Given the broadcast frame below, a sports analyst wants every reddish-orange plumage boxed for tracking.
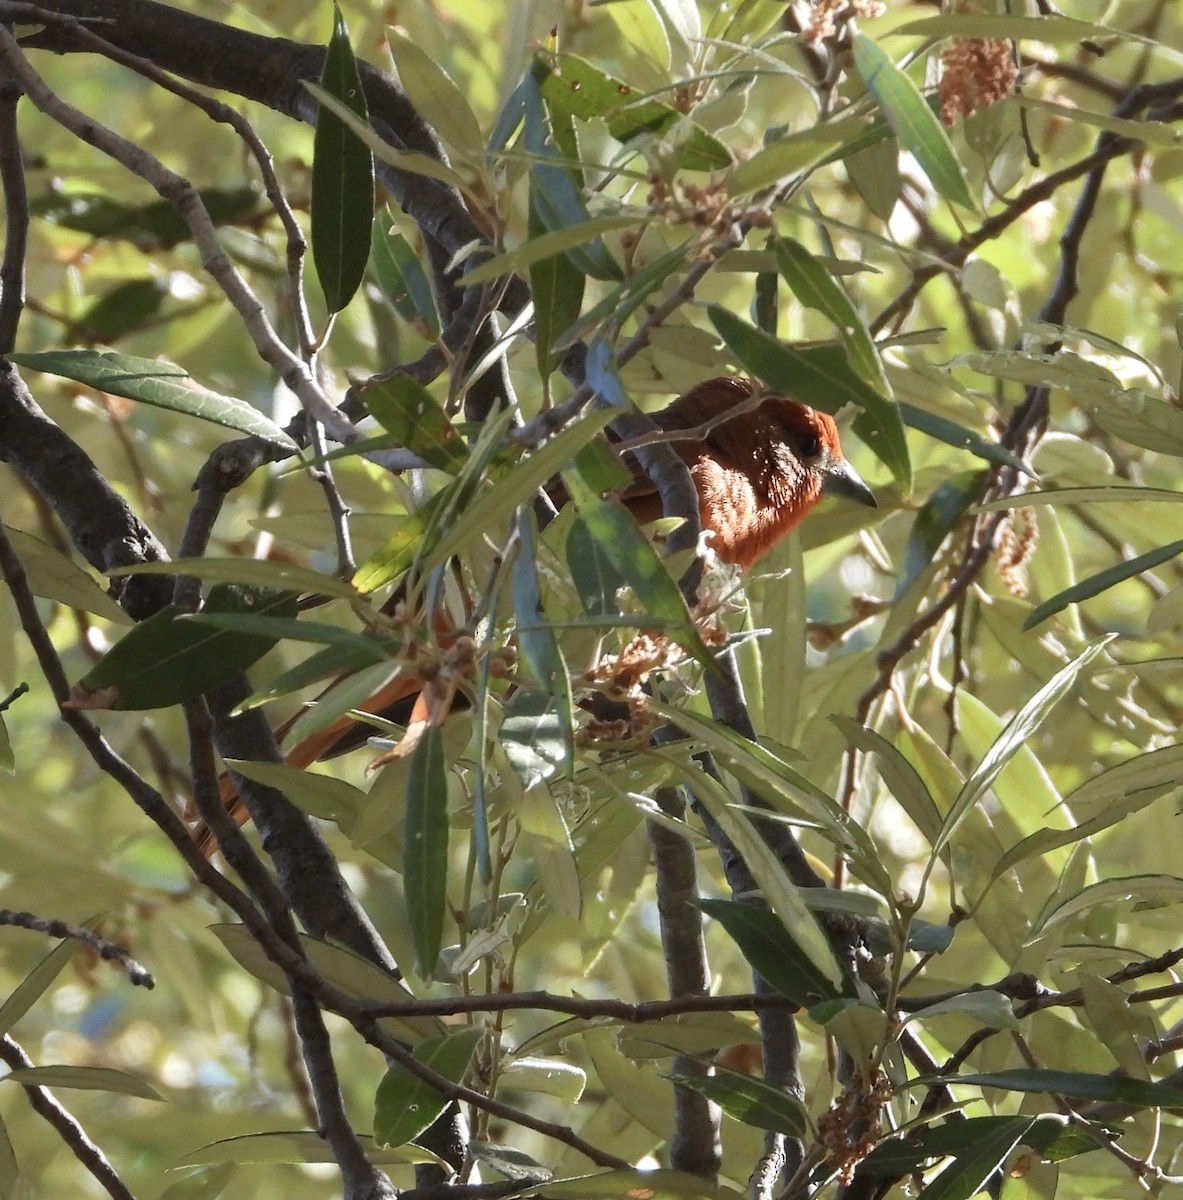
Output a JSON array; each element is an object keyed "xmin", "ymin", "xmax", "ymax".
[{"xmin": 192, "ymin": 377, "xmax": 874, "ymax": 855}]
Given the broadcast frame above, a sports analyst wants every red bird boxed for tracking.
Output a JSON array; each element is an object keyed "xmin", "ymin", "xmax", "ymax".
[
  {"xmin": 618, "ymin": 375, "xmax": 874, "ymax": 568},
  {"xmin": 192, "ymin": 377, "xmax": 875, "ymax": 853}
]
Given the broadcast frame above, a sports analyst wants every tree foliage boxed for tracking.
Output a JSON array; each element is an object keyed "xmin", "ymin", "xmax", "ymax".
[{"xmin": 1, "ymin": 1, "xmax": 1183, "ymax": 1198}]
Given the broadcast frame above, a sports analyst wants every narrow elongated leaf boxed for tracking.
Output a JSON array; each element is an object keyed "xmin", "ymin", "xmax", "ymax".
[
  {"xmin": 990, "ymin": 750, "xmax": 1183, "ymax": 880},
  {"xmin": 920, "ymin": 1068, "xmax": 1183, "ymax": 1109},
  {"xmin": 852, "ymin": 35, "xmax": 974, "ymax": 211},
  {"xmin": 0, "ymin": 938, "xmax": 79, "ymax": 1036},
  {"xmin": 539, "ymin": 54, "xmax": 731, "ymax": 171},
  {"xmin": 514, "ymin": 512, "xmax": 573, "ymax": 769},
  {"xmin": 2, "ymin": 526, "xmax": 131, "ymax": 624},
  {"xmin": 67, "ymin": 585, "xmax": 298, "ymax": 711},
  {"xmin": 900, "ymin": 403, "xmax": 1031, "ymax": 473},
  {"xmin": 695, "ymin": 899, "xmax": 841, "ymax": 1007},
  {"xmin": 687, "ymin": 768, "xmax": 848, "ymax": 995},
  {"xmin": 371, "ymin": 216, "xmax": 440, "ymax": 335},
  {"xmin": 419, "ymin": 409, "xmax": 616, "ymax": 579},
  {"xmin": 727, "ymin": 116, "xmax": 875, "ymax": 195},
  {"xmin": 175, "ymin": 1130, "xmax": 439, "ymax": 1167},
  {"xmin": 561, "ymin": 449, "xmax": 714, "ymax": 670},
  {"xmin": 311, "ymin": 7, "xmax": 374, "ymax": 312},
  {"xmin": 774, "ymin": 236, "xmax": 888, "ymax": 393},
  {"xmin": 896, "ymin": 472, "xmax": 984, "ymax": 598},
  {"xmin": 832, "ymin": 716, "xmax": 942, "ymax": 847},
  {"xmin": 1, "ymin": 1066, "xmax": 161, "ymax": 1100},
  {"xmin": 110, "ymin": 556, "xmax": 359, "ymax": 599},
  {"xmin": 708, "ymin": 305, "xmax": 911, "ymax": 489},
  {"xmin": 666, "ymin": 1067, "xmax": 808, "ymax": 1137},
  {"xmin": 527, "ymin": 187, "xmax": 586, "ymax": 379},
  {"xmin": 979, "ymin": 485, "xmax": 1183, "ymax": 511},
  {"xmin": 359, "ymin": 375, "xmax": 468, "ymax": 473},
  {"xmin": 1024, "ymin": 540, "xmax": 1183, "ymax": 629},
  {"xmin": 929, "ymin": 639, "xmax": 1112, "ymax": 864},
  {"xmin": 404, "ymin": 725, "xmax": 449, "ymax": 977},
  {"xmin": 911, "ymin": 1116, "xmax": 1036, "ymax": 1200},
  {"xmin": 385, "ymin": 31, "xmax": 484, "ymax": 156},
  {"xmin": 9, "ymin": 351, "xmax": 295, "ymax": 448},
  {"xmin": 373, "ymin": 1028, "xmax": 482, "ymax": 1147}
]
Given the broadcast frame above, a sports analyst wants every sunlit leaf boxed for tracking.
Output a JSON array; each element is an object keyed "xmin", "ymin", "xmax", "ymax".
[{"xmin": 852, "ymin": 35, "xmax": 974, "ymax": 211}]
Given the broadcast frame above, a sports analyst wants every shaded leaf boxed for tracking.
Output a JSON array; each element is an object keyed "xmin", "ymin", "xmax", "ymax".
[
  {"xmin": 373, "ymin": 1028, "xmax": 482, "ymax": 1148},
  {"xmin": 311, "ymin": 6, "xmax": 374, "ymax": 312},
  {"xmin": 359, "ymin": 375, "xmax": 468, "ymax": 473},
  {"xmin": 404, "ymin": 725, "xmax": 449, "ymax": 978},
  {"xmin": 67, "ymin": 585, "xmax": 297, "ymax": 711},
  {"xmin": 919, "ymin": 1068, "xmax": 1183, "ymax": 1110},
  {"xmin": 0, "ymin": 938, "xmax": 79, "ymax": 1037},
  {"xmin": 2, "ymin": 526, "xmax": 131, "ymax": 624},
  {"xmin": 896, "ymin": 471, "xmax": 985, "ymax": 598},
  {"xmin": 9, "ymin": 351, "xmax": 295, "ymax": 449},
  {"xmin": 696, "ymin": 898, "xmax": 843, "ymax": 1007},
  {"xmin": 667, "ymin": 1067, "xmax": 808, "ymax": 1137},
  {"xmin": 370, "ymin": 216, "xmax": 440, "ymax": 336},
  {"xmin": 174, "ymin": 1130, "xmax": 440, "ymax": 1167}
]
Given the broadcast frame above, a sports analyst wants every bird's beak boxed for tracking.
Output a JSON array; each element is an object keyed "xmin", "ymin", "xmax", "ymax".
[{"xmin": 822, "ymin": 459, "xmax": 877, "ymax": 509}]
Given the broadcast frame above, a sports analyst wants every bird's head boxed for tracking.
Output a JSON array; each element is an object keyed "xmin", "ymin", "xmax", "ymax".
[{"xmin": 761, "ymin": 396, "xmax": 878, "ymax": 514}]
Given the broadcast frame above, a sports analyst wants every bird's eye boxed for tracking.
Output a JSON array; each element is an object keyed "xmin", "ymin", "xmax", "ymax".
[{"xmin": 798, "ymin": 433, "xmax": 821, "ymax": 458}]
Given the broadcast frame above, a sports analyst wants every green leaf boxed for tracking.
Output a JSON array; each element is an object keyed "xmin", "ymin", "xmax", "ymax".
[
  {"xmin": 539, "ymin": 54, "xmax": 731, "ymax": 172},
  {"xmin": 461, "ymin": 214, "xmax": 636, "ymax": 287},
  {"xmin": 385, "ymin": 31, "xmax": 484, "ymax": 157},
  {"xmin": 109, "ymin": 556, "xmax": 360, "ymax": 600},
  {"xmin": 896, "ymin": 472, "xmax": 984, "ymax": 598},
  {"xmin": 978, "ymin": 485, "xmax": 1183, "ymax": 511},
  {"xmin": 727, "ymin": 115, "xmax": 876, "ymax": 195},
  {"xmin": 907, "ymin": 1116, "xmax": 1037, "ymax": 1200},
  {"xmin": 1, "ymin": 1066, "xmax": 161, "ymax": 1101},
  {"xmin": 685, "ymin": 766, "xmax": 849, "ymax": 994},
  {"xmin": 0, "ymin": 938, "xmax": 80, "ymax": 1037},
  {"xmin": 861, "ymin": 1115, "xmax": 1069, "ymax": 1175},
  {"xmin": 561, "ymin": 448, "xmax": 715, "ymax": 671},
  {"xmin": 210, "ymin": 925, "xmax": 441, "ymax": 1043},
  {"xmin": 900, "ymin": 403, "xmax": 1031, "ymax": 474},
  {"xmin": 928, "ymin": 638, "xmax": 1112, "ymax": 865},
  {"xmin": 8, "ymin": 351, "xmax": 296, "ymax": 449},
  {"xmin": 695, "ymin": 899, "xmax": 842, "ymax": 1007},
  {"xmin": 404, "ymin": 725, "xmax": 449, "ymax": 978},
  {"xmin": 852, "ymin": 35, "xmax": 974, "ymax": 211},
  {"xmin": 831, "ymin": 715, "xmax": 943, "ymax": 848},
  {"xmin": 32, "ymin": 185, "xmax": 260, "ymax": 248},
  {"xmin": 77, "ymin": 277, "xmax": 166, "ymax": 341},
  {"xmin": 175, "ymin": 1130, "xmax": 440, "ymax": 1167},
  {"xmin": 708, "ymin": 305, "xmax": 911, "ymax": 489},
  {"xmin": 373, "ymin": 1028, "xmax": 482, "ymax": 1147},
  {"xmin": 527, "ymin": 189, "xmax": 587, "ymax": 379},
  {"xmin": 525, "ymin": 74, "xmax": 620, "ymax": 283},
  {"xmin": 774, "ymin": 236, "xmax": 889, "ymax": 393},
  {"xmin": 2, "ymin": 526, "xmax": 131, "ymax": 624},
  {"xmin": 919, "ymin": 1068, "xmax": 1183, "ymax": 1110},
  {"xmin": 358, "ymin": 375, "xmax": 468, "ymax": 473},
  {"xmin": 513, "ymin": 513, "xmax": 573, "ymax": 772},
  {"xmin": 371, "ymin": 215, "xmax": 440, "ymax": 336},
  {"xmin": 69, "ymin": 585, "xmax": 298, "ymax": 711},
  {"xmin": 1024, "ymin": 540, "xmax": 1183, "ymax": 630},
  {"xmin": 311, "ymin": 6, "xmax": 375, "ymax": 313},
  {"xmin": 224, "ymin": 759, "xmax": 366, "ymax": 825},
  {"xmin": 988, "ymin": 744, "xmax": 1183, "ymax": 880},
  {"xmin": 667, "ymin": 1067, "xmax": 808, "ymax": 1137},
  {"xmin": 419, "ymin": 409, "xmax": 616, "ymax": 579}
]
